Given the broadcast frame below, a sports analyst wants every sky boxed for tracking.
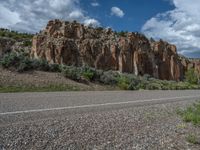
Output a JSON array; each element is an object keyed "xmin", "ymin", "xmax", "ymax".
[{"xmin": 0, "ymin": 0, "xmax": 200, "ymax": 58}]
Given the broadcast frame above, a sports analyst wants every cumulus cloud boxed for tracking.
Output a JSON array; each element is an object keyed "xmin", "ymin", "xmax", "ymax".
[
  {"xmin": 0, "ymin": 0, "xmax": 100, "ymax": 33},
  {"xmin": 0, "ymin": 5, "xmax": 21, "ymax": 28},
  {"xmin": 142, "ymin": 0, "xmax": 200, "ymax": 57},
  {"xmin": 91, "ymin": 2, "xmax": 99, "ymax": 7},
  {"xmin": 111, "ymin": 7, "xmax": 124, "ymax": 18},
  {"xmin": 84, "ymin": 19, "xmax": 100, "ymax": 27}
]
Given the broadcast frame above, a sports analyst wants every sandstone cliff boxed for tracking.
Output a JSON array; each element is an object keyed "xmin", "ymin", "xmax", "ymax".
[{"xmin": 31, "ymin": 19, "xmax": 200, "ymax": 81}]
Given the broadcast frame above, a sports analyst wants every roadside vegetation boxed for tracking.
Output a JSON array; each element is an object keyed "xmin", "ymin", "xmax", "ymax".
[
  {"xmin": 0, "ymin": 51, "xmax": 200, "ymax": 92},
  {"xmin": 186, "ymin": 134, "xmax": 199, "ymax": 144},
  {"xmin": 177, "ymin": 101, "xmax": 200, "ymax": 126},
  {"xmin": 185, "ymin": 68, "xmax": 199, "ymax": 85},
  {"xmin": 0, "ymin": 28, "xmax": 33, "ymax": 40},
  {"xmin": 0, "ymin": 84, "xmax": 79, "ymax": 93},
  {"xmin": 177, "ymin": 101, "xmax": 200, "ymax": 145}
]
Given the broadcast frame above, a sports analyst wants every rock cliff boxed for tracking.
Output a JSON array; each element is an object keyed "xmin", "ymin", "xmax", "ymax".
[
  {"xmin": 0, "ymin": 36, "xmax": 31, "ymax": 58},
  {"xmin": 31, "ymin": 19, "xmax": 200, "ymax": 81}
]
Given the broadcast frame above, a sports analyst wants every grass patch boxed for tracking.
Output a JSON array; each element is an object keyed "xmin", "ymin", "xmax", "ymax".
[
  {"xmin": 0, "ymin": 84, "xmax": 80, "ymax": 93},
  {"xmin": 177, "ymin": 101, "xmax": 200, "ymax": 125},
  {"xmin": 186, "ymin": 134, "xmax": 199, "ymax": 144}
]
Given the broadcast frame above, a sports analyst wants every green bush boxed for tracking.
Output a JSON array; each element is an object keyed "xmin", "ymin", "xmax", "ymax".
[
  {"xmin": 62, "ymin": 66, "xmax": 82, "ymax": 81},
  {"xmin": 144, "ymin": 82, "xmax": 162, "ymax": 90},
  {"xmin": 48, "ymin": 63, "xmax": 62, "ymax": 72},
  {"xmin": 99, "ymin": 71, "xmax": 119, "ymax": 85},
  {"xmin": 0, "ymin": 52, "xmax": 33, "ymax": 72},
  {"xmin": 81, "ymin": 66, "xmax": 95, "ymax": 81},
  {"xmin": 128, "ymin": 79, "xmax": 140, "ymax": 90},
  {"xmin": 0, "ymin": 51, "xmax": 62, "ymax": 73},
  {"xmin": 17, "ymin": 57, "xmax": 33, "ymax": 72},
  {"xmin": 31, "ymin": 59, "xmax": 50, "ymax": 71},
  {"xmin": 117, "ymin": 75, "xmax": 130, "ymax": 90},
  {"xmin": 185, "ymin": 68, "xmax": 199, "ymax": 84}
]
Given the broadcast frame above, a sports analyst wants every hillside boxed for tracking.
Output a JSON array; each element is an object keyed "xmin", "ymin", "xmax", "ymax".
[
  {"xmin": 0, "ymin": 20, "xmax": 200, "ymax": 92},
  {"xmin": 0, "ymin": 28, "xmax": 33, "ymax": 58}
]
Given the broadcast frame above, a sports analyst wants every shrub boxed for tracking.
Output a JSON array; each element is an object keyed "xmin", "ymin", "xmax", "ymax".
[
  {"xmin": 17, "ymin": 57, "xmax": 33, "ymax": 72},
  {"xmin": 81, "ymin": 66, "xmax": 95, "ymax": 81},
  {"xmin": 94, "ymin": 69, "xmax": 104, "ymax": 80},
  {"xmin": 31, "ymin": 59, "xmax": 50, "ymax": 71},
  {"xmin": 144, "ymin": 82, "xmax": 162, "ymax": 90},
  {"xmin": 127, "ymin": 79, "xmax": 140, "ymax": 90},
  {"xmin": 117, "ymin": 75, "xmax": 130, "ymax": 90},
  {"xmin": 0, "ymin": 51, "xmax": 63, "ymax": 73},
  {"xmin": 99, "ymin": 71, "xmax": 119, "ymax": 85},
  {"xmin": 185, "ymin": 68, "xmax": 199, "ymax": 84},
  {"xmin": 0, "ymin": 52, "xmax": 33, "ymax": 72},
  {"xmin": 48, "ymin": 63, "xmax": 62, "ymax": 72},
  {"xmin": 142, "ymin": 74, "xmax": 152, "ymax": 81},
  {"xmin": 62, "ymin": 66, "xmax": 82, "ymax": 81}
]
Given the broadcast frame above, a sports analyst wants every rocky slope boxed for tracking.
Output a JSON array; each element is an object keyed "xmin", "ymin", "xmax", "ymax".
[
  {"xmin": 31, "ymin": 19, "xmax": 200, "ymax": 81},
  {"xmin": 0, "ymin": 29, "xmax": 32, "ymax": 58}
]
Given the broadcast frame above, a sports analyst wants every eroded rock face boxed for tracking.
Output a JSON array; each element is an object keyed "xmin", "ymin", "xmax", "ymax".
[
  {"xmin": 31, "ymin": 19, "xmax": 200, "ymax": 81},
  {"xmin": 0, "ymin": 38, "xmax": 15, "ymax": 58},
  {"xmin": 0, "ymin": 37, "xmax": 31, "ymax": 58}
]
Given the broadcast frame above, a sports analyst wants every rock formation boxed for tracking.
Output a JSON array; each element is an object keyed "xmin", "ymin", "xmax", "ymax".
[
  {"xmin": 31, "ymin": 19, "xmax": 200, "ymax": 81},
  {"xmin": 0, "ymin": 37, "xmax": 31, "ymax": 58},
  {"xmin": 0, "ymin": 38, "xmax": 15, "ymax": 58}
]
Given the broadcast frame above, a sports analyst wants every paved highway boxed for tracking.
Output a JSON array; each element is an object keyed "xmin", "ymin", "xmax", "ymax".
[
  {"xmin": 1, "ymin": 90, "xmax": 200, "ymax": 124},
  {"xmin": 1, "ymin": 90, "xmax": 200, "ymax": 149}
]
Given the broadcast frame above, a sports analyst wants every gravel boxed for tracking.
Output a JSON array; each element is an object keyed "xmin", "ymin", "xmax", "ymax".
[{"xmin": 1, "ymin": 100, "xmax": 200, "ymax": 150}]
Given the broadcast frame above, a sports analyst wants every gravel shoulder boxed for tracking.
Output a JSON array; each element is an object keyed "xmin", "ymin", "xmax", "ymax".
[{"xmin": 1, "ymin": 100, "xmax": 200, "ymax": 150}]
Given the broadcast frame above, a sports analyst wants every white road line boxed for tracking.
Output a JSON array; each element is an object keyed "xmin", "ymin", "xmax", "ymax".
[{"xmin": 1, "ymin": 95, "xmax": 200, "ymax": 116}]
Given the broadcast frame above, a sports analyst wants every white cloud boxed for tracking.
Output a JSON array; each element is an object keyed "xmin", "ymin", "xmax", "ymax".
[
  {"xmin": 84, "ymin": 18, "xmax": 100, "ymax": 27},
  {"xmin": 69, "ymin": 10, "xmax": 84, "ymax": 20},
  {"xmin": 0, "ymin": 5, "xmax": 21, "ymax": 28},
  {"xmin": 111, "ymin": 7, "xmax": 124, "ymax": 18},
  {"xmin": 0, "ymin": 0, "xmax": 100, "ymax": 33},
  {"xmin": 142, "ymin": 0, "xmax": 200, "ymax": 57},
  {"xmin": 91, "ymin": 2, "xmax": 99, "ymax": 7}
]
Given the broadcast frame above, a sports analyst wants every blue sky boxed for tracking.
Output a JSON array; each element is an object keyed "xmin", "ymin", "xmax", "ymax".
[
  {"xmin": 0, "ymin": 0, "xmax": 200, "ymax": 58},
  {"xmin": 81, "ymin": 0, "xmax": 174, "ymax": 32}
]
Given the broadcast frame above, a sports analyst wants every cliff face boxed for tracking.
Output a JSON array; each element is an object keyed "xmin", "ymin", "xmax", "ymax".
[
  {"xmin": 0, "ymin": 38, "xmax": 31, "ymax": 58},
  {"xmin": 0, "ymin": 38, "xmax": 15, "ymax": 58},
  {"xmin": 31, "ymin": 19, "xmax": 200, "ymax": 81}
]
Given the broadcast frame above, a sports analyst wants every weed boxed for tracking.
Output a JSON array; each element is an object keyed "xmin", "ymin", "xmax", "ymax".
[
  {"xmin": 178, "ymin": 101, "xmax": 200, "ymax": 125},
  {"xmin": 186, "ymin": 134, "xmax": 199, "ymax": 144}
]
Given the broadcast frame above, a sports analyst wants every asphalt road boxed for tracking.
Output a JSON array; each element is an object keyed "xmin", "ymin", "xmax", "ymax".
[
  {"xmin": 1, "ymin": 90, "xmax": 200, "ymax": 125},
  {"xmin": 1, "ymin": 90, "xmax": 200, "ymax": 149}
]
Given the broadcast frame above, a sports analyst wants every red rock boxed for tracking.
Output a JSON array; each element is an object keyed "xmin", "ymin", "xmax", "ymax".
[{"xmin": 31, "ymin": 19, "xmax": 200, "ymax": 81}]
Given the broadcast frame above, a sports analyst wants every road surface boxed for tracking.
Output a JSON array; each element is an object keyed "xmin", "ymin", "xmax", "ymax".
[{"xmin": 1, "ymin": 90, "xmax": 200, "ymax": 149}]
